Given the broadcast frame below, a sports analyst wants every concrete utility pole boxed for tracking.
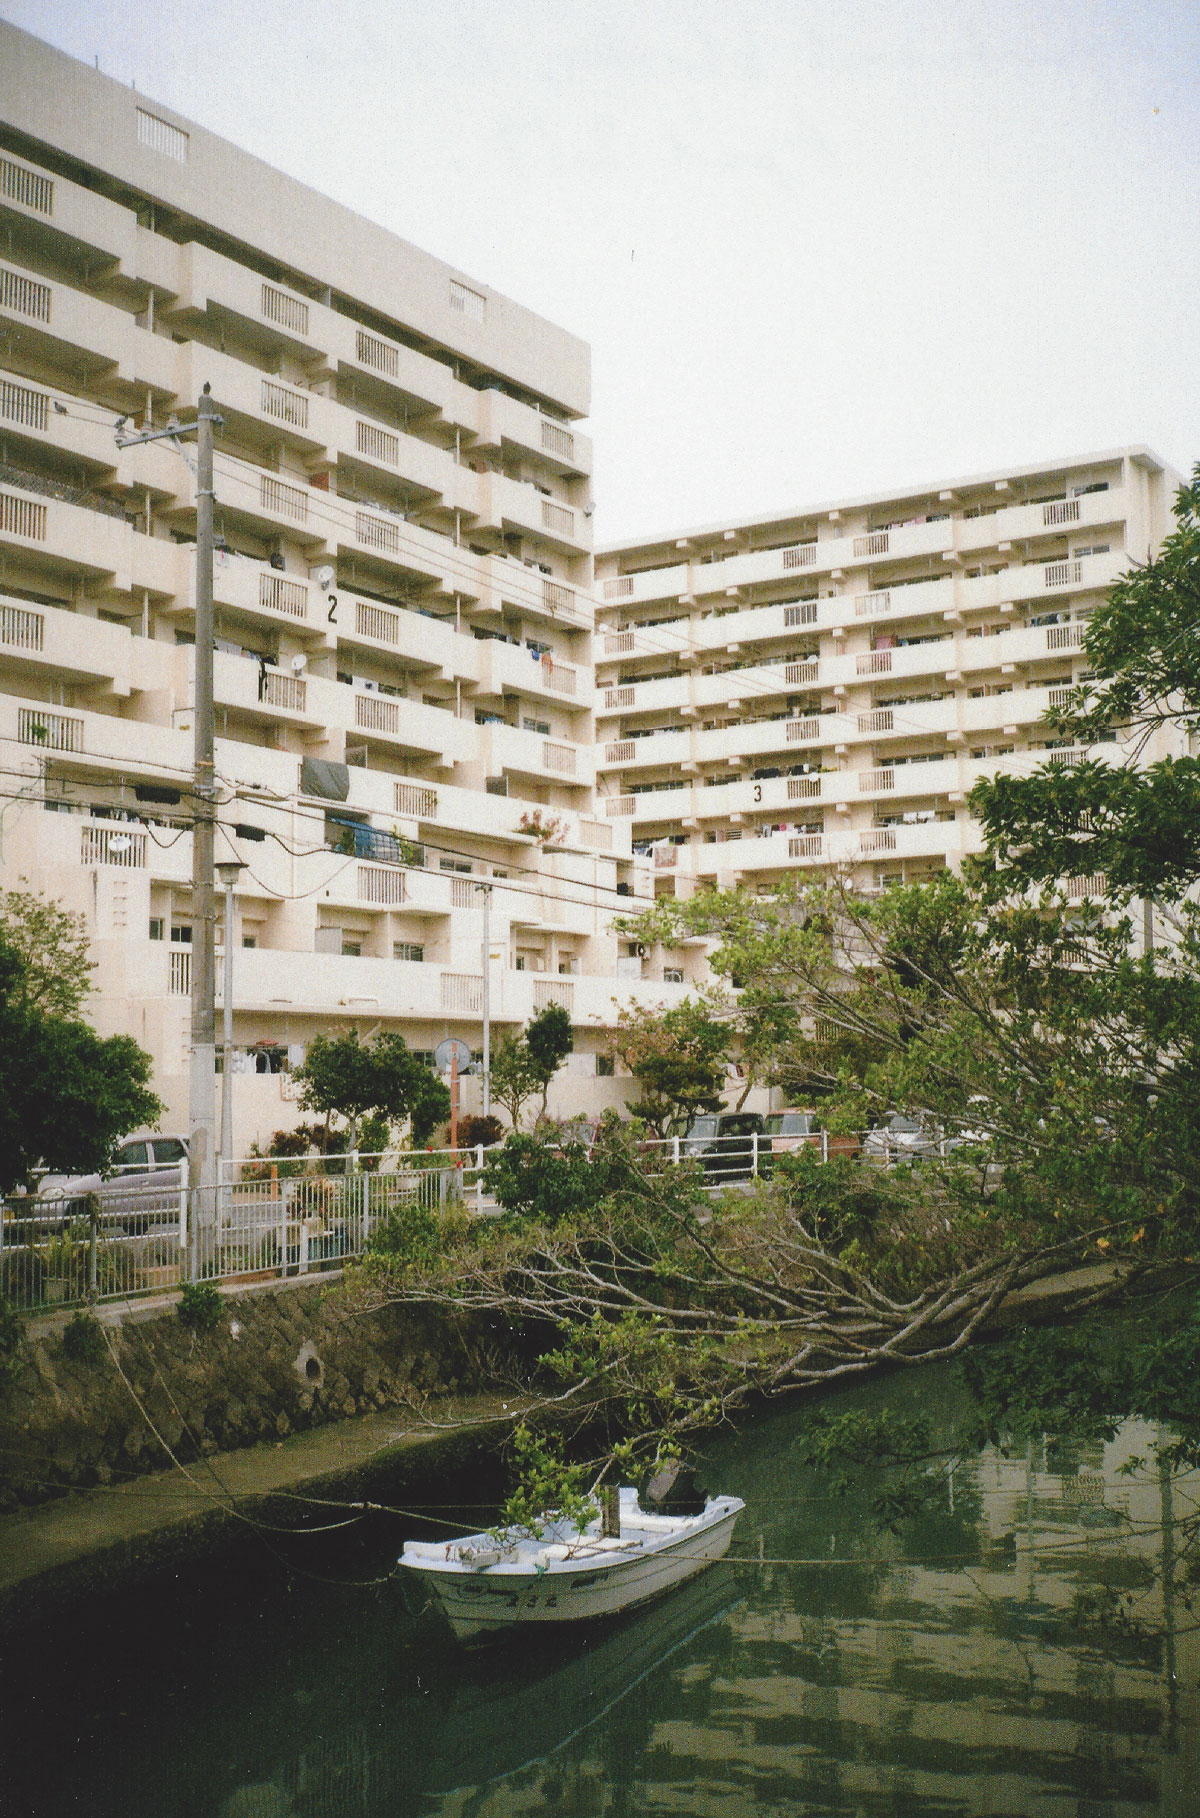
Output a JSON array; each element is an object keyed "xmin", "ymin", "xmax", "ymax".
[
  {"xmin": 116, "ymin": 388, "xmax": 223, "ymax": 1270},
  {"xmin": 190, "ymin": 387, "xmax": 219, "ymax": 1231},
  {"xmin": 216, "ymin": 858, "xmax": 245, "ymax": 1178},
  {"xmin": 478, "ymin": 881, "xmax": 493, "ymax": 1117}
]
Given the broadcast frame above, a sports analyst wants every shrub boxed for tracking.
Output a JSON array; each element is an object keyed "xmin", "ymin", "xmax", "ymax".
[
  {"xmin": 178, "ymin": 1280, "xmax": 224, "ymax": 1333},
  {"xmin": 0, "ymin": 1290, "xmax": 20, "ymax": 1380},
  {"xmin": 459, "ymin": 1114, "xmax": 504, "ymax": 1149},
  {"xmin": 62, "ymin": 1310, "xmax": 106, "ymax": 1366}
]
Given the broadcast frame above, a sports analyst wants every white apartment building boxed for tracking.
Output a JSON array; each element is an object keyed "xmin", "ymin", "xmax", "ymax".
[
  {"xmin": 0, "ymin": 23, "xmax": 680, "ymax": 1148},
  {"xmin": 595, "ymin": 450, "xmax": 1179, "ymax": 905}
]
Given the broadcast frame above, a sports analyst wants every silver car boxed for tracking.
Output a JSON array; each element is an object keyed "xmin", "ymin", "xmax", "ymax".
[{"xmin": 38, "ymin": 1133, "xmax": 189, "ymax": 1227}]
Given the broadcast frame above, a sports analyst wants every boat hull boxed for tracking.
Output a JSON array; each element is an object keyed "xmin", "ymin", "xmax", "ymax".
[{"xmin": 402, "ymin": 1500, "xmax": 743, "ymax": 1642}]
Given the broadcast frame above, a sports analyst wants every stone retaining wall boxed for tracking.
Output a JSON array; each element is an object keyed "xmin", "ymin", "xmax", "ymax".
[{"xmin": 0, "ymin": 1279, "xmax": 518, "ymax": 1508}]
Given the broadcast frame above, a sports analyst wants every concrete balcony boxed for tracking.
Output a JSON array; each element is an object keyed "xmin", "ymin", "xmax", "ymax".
[
  {"xmin": 474, "ymin": 638, "xmax": 591, "ymax": 713},
  {"xmin": 342, "ymin": 684, "xmax": 466, "ymax": 767},
  {"xmin": 600, "ymin": 562, "xmax": 688, "ymax": 608},
  {"xmin": 0, "ymin": 595, "xmax": 135, "ymax": 696},
  {"xmin": 0, "ymin": 484, "xmax": 133, "ymax": 587},
  {"xmin": 483, "ymin": 721, "xmax": 592, "ymax": 789},
  {"xmin": 0, "ymin": 264, "xmax": 181, "ymax": 398},
  {"xmin": 951, "ymin": 486, "xmax": 1125, "ymax": 556},
  {"xmin": 340, "ymin": 591, "xmax": 478, "ymax": 682},
  {"xmin": 328, "ymin": 315, "xmax": 454, "ymax": 418},
  {"xmin": 603, "ymin": 727, "xmax": 690, "ymax": 770},
  {"xmin": 0, "ymin": 691, "xmax": 190, "ymax": 780},
  {"xmin": 177, "ymin": 346, "xmax": 334, "ymax": 460},
  {"xmin": 0, "ymin": 151, "xmax": 140, "ymax": 275},
  {"xmin": 476, "ymin": 473, "xmax": 587, "ymax": 554},
  {"xmin": 474, "ymin": 390, "xmax": 592, "ymax": 478},
  {"xmin": 166, "ymin": 243, "xmax": 331, "ymax": 366},
  {"xmin": 213, "ymin": 650, "xmax": 325, "ymax": 736}
]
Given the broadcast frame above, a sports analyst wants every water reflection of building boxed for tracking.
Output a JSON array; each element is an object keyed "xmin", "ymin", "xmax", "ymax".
[{"xmin": 213, "ymin": 1419, "xmax": 1198, "ymax": 1818}]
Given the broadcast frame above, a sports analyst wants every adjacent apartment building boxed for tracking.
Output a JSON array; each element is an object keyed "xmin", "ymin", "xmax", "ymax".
[
  {"xmin": 0, "ymin": 23, "xmax": 678, "ymax": 1147},
  {"xmin": 594, "ymin": 450, "xmax": 1179, "ymax": 903}
]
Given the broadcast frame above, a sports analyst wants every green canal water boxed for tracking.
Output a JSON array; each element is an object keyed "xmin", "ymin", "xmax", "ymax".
[{"xmin": 2, "ymin": 1358, "xmax": 1196, "ymax": 1817}]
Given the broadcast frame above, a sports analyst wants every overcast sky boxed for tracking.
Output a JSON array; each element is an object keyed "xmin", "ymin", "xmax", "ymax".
[{"xmin": 4, "ymin": 0, "xmax": 1197, "ymax": 544}]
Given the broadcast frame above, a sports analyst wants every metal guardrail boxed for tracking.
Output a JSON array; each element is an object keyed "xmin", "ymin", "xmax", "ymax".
[
  {"xmin": 2, "ymin": 1131, "xmax": 976, "ymax": 1315},
  {"xmin": 1, "ymin": 1146, "xmax": 486, "ymax": 1316}
]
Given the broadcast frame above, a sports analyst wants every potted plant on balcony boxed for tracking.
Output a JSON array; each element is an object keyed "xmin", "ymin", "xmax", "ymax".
[{"xmin": 517, "ymin": 809, "xmax": 567, "ymax": 846}]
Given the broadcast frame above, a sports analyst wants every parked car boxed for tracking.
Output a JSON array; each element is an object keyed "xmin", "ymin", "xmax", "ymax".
[
  {"xmin": 38, "ymin": 1133, "xmax": 190, "ymax": 1227},
  {"xmin": 762, "ymin": 1110, "xmax": 861, "ymax": 1159},
  {"xmin": 681, "ymin": 1112, "xmax": 772, "ymax": 1180},
  {"xmin": 861, "ymin": 1114, "xmax": 941, "ymax": 1162}
]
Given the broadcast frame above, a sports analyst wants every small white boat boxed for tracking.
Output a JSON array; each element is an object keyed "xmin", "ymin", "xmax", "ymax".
[{"xmin": 399, "ymin": 1486, "xmax": 745, "ymax": 1642}]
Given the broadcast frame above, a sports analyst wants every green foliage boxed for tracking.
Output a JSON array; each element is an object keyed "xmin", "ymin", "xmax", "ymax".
[
  {"xmin": 177, "ymin": 1280, "xmax": 224, "ymax": 1333},
  {"xmin": 484, "ymin": 1131, "xmax": 628, "ymax": 1224},
  {"xmin": 0, "ymin": 928, "xmax": 160, "ymax": 1194},
  {"xmin": 61, "ymin": 1310, "xmax": 107, "ymax": 1366},
  {"xmin": 489, "ymin": 1030, "xmax": 542, "ymax": 1130},
  {"xmin": 613, "ymin": 992, "xmax": 731, "ymax": 1134},
  {"xmin": 0, "ymin": 1290, "xmax": 20, "ymax": 1381},
  {"xmin": 357, "ymin": 1112, "xmax": 391, "ymax": 1167},
  {"xmin": 365, "ymin": 1197, "xmax": 444, "ymax": 1275},
  {"xmin": 525, "ymin": 1002, "xmax": 573, "ymax": 1119},
  {"xmin": 496, "ymin": 1424, "xmax": 597, "ymax": 1537},
  {"xmin": 295, "ymin": 1030, "xmax": 449, "ymax": 1149},
  {"xmin": 972, "ymin": 462, "xmax": 1200, "ymax": 901},
  {"xmin": 0, "ymin": 888, "xmax": 94, "ymax": 1018}
]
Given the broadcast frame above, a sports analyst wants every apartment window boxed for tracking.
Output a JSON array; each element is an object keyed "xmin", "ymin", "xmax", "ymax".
[
  {"xmin": 148, "ymin": 918, "xmax": 164, "ymax": 941},
  {"xmin": 439, "ymin": 858, "xmax": 473, "ymax": 875},
  {"xmin": 342, "ymin": 936, "xmax": 362, "ymax": 958},
  {"xmin": 393, "ymin": 942, "xmax": 425, "ymax": 963},
  {"xmin": 523, "ymin": 717, "xmax": 551, "ymax": 736},
  {"xmin": 170, "ymin": 925, "xmax": 192, "ymax": 944},
  {"xmin": 596, "ymin": 1054, "xmax": 615, "ymax": 1078},
  {"xmin": 241, "ymin": 936, "xmax": 257, "ymax": 949},
  {"xmin": 1074, "ymin": 544, "xmax": 1110, "ymax": 558},
  {"xmin": 663, "ymin": 968, "xmax": 684, "ymax": 984}
]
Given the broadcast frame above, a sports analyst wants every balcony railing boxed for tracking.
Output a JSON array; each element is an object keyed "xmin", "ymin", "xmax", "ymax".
[
  {"xmin": 441, "ymin": 972, "xmax": 483, "ymax": 1013},
  {"xmin": 169, "ymin": 947, "xmax": 191, "ymax": 995},
  {"xmin": 261, "ymin": 671, "xmax": 306, "ymax": 712},
  {"xmin": 543, "ymin": 740, "xmax": 577, "ymax": 776},
  {"xmin": 859, "ymin": 828, "xmax": 898, "ymax": 853},
  {"xmin": 788, "ymin": 834, "xmax": 824, "ymax": 858},
  {"xmin": 541, "ymin": 421, "xmax": 575, "ymax": 461},
  {"xmin": 857, "ymin": 650, "xmax": 893, "ymax": 676},
  {"xmin": 1043, "ymin": 499, "xmax": 1080, "ymax": 526},
  {"xmin": 0, "ymin": 264, "xmax": 52, "ymax": 324},
  {"xmin": 543, "ymin": 659, "xmax": 577, "ymax": 697},
  {"xmin": 259, "ymin": 571, "xmax": 309, "ymax": 620},
  {"xmin": 261, "ymin": 283, "xmax": 309, "ymax": 337},
  {"xmin": 358, "ymin": 864, "xmax": 406, "ymax": 905},
  {"xmin": 534, "ymin": 978, "xmax": 574, "ymax": 1011},
  {"xmin": 543, "ymin": 579, "xmax": 575, "ymax": 616},
  {"xmin": 0, "ymin": 602, "xmax": 44, "ymax": 651},
  {"xmin": 858, "ymin": 709, "xmax": 894, "ymax": 733},
  {"xmin": 1045, "ymin": 560, "xmax": 1082, "ymax": 588},
  {"xmin": 18, "ymin": 706, "xmax": 82, "ymax": 750},
  {"xmin": 787, "ymin": 776, "xmax": 821, "ymax": 800},
  {"xmin": 606, "ymin": 740, "xmax": 636, "ymax": 763},
  {"xmin": 81, "ymin": 824, "xmax": 147, "ymax": 867},
  {"xmin": 0, "ymin": 376, "xmax": 49, "ymax": 432},
  {"xmin": 783, "ymin": 601, "xmax": 818, "ymax": 627},
  {"xmin": 356, "ymin": 328, "xmax": 400, "ymax": 377},
  {"xmin": 356, "ymin": 509, "xmax": 401, "ymax": 554},
  {"xmin": 260, "ymin": 474, "xmax": 308, "ymax": 523},
  {"xmin": 786, "ymin": 718, "xmax": 821, "ymax": 743},
  {"xmin": 854, "ymin": 531, "xmax": 889, "ymax": 558},
  {"xmin": 859, "ymin": 768, "xmax": 895, "ymax": 793},
  {"xmin": 261, "ymin": 380, "xmax": 309, "ymax": 430},
  {"xmin": 605, "ymin": 795, "xmax": 636, "ymax": 816},
  {"xmin": 604, "ymin": 686, "xmax": 635, "ymax": 709},
  {"xmin": 782, "ymin": 543, "xmax": 817, "ymax": 571},
  {"xmin": 541, "ymin": 499, "xmax": 575, "ymax": 538},
  {"xmin": 394, "ymin": 781, "xmax": 438, "ymax": 817},
  {"xmin": 0, "ymin": 156, "xmax": 54, "ymax": 215},
  {"xmin": 603, "ymin": 577, "xmax": 634, "ymax": 599},
  {"xmin": 356, "ymin": 599, "xmax": 400, "ymax": 644},
  {"xmin": 604, "ymin": 630, "xmax": 635, "ymax": 653},
  {"xmin": 1067, "ymin": 873, "xmax": 1107, "ymax": 899},
  {"xmin": 855, "ymin": 590, "xmax": 892, "ymax": 619},
  {"xmin": 784, "ymin": 660, "xmax": 819, "ymax": 686},
  {"xmin": 356, "ymin": 419, "xmax": 400, "ymax": 466},
  {"xmin": 0, "ymin": 489, "xmax": 47, "ymax": 541},
  {"xmin": 1046, "ymin": 623, "xmax": 1085, "ymax": 651}
]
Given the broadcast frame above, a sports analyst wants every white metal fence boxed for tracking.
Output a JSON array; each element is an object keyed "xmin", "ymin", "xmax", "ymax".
[
  {"xmin": 2, "ymin": 1130, "xmax": 978, "ymax": 1316},
  {"xmin": 1, "ymin": 1147, "xmax": 486, "ymax": 1316}
]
